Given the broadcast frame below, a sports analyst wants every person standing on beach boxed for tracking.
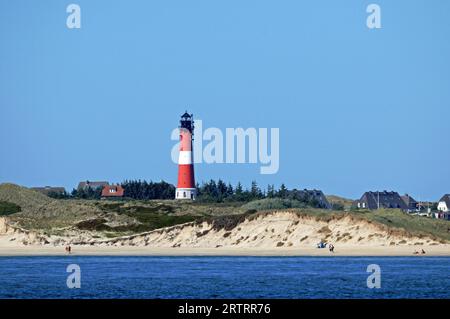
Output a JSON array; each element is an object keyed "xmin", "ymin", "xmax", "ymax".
[{"xmin": 329, "ymin": 243, "xmax": 335, "ymax": 253}]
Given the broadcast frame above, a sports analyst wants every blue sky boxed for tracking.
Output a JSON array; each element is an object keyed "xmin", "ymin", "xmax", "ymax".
[{"xmin": 1, "ymin": 0, "xmax": 449, "ymax": 200}]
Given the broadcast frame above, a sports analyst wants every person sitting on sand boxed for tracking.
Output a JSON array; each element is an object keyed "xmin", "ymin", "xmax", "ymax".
[
  {"xmin": 421, "ymin": 249, "xmax": 426, "ymax": 255},
  {"xmin": 317, "ymin": 242, "xmax": 327, "ymax": 249},
  {"xmin": 329, "ymin": 243, "xmax": 334, "ymax": 253},
  {"xmin": 413, "ymin": 250, "xmax": 419, "ymax": 255}
]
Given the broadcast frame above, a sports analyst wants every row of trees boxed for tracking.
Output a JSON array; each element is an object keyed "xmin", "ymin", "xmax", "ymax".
[
  {"xmin": 196, "ymin": 180, "xmax": 283, "ymax": 202},
  {"xmin": 61, "ymin": 180, "xmax": 286, "ymax": 202},
  {"xmin": 70, "ymin": 187, "xmax": 102, "ymax": 199},
  {"xmin": 195, "ymin": 180, "xmax": 329, "ymax": 209},
  {"xmin": 58, "ymin": 180, "xmax": 176, "ymax": 200},
  {"xmin": 46, "ymin": 188, "xmax": 99, "ymax": 200},
  {"xmin": 49, "ymin": 180, "xmax": 329, "ymax": 209},
  {"xmin": 121, "ymin": 180, "xmax": 175, "ymax": 200}
]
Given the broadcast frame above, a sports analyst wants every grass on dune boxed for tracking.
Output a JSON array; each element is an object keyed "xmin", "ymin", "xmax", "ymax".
[
  {"xmin": 362, "ymin": 209, "xmax": 450, "ymax": 242},
  {"xmin": 276, "ymin": 208, "xmax": 450, "ymax": 242},
  {"xmin": 1, "ymin": 184, "xmax": 449, "ymax": 242}
]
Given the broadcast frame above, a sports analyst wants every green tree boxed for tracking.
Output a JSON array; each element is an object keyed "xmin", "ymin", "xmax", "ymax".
[
  {"xmin": 277, "ymin": 183, "xmax": 288, "ymax": 198},
  {"xmin": 250, "ymin": 181, "xmax": 263, "ymax": 199},
  {"xmin": 267, "ymin": 184, "xmax": 275, "ymax": 198}
]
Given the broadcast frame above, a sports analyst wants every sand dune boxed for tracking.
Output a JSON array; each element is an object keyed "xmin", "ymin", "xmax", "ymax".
[
  {"xmin": 89, "ymin": 211, "xmax": 444, "ymax": 248},
  {"xmin": 1, "ymin": 212, "xmax": 448, "ymax": 256}
]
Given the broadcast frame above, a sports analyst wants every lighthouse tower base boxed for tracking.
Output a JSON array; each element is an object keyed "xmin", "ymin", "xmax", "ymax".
[{"xmin": 175, "ymin": 188, "xmax": 197, "ymax": 200}]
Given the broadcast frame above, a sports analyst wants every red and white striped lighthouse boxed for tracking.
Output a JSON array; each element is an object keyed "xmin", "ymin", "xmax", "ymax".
[{"xmin": 175, "ymin": 112, "xmax": 197, "ymax": 200}]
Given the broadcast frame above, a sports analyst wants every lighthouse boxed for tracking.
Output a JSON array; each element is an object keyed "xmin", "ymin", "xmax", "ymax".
[{"xmin": 175, "ymin": 112, "xmax": 197, "ymax": 200}]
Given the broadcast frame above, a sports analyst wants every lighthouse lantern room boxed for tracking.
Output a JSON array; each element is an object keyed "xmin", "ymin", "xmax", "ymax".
[{"xmin": 175, "ymin": 112, "xmax": 197, "ymax": 200}]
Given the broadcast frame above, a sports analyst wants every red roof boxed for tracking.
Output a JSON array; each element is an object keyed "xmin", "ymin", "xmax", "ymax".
[{"xmin": 101, "ymin": 185, "xmax": 124, "ymax": 197}]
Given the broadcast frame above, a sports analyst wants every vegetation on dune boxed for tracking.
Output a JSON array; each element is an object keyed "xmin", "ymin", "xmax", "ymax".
[
  {"xmin": 46, "ymin": 190, "xmax": 71, "ymax": 199},
  {"xmin": 94, "ymin": 200, "xmax": 243, "ymax": 217},
  {"xmin": 211, "ymin": 208, "xmax": 450, "ymax": 242},
  {"xmin": 326, "ymin": 195, "xmax": 353, "ymax": 210},
  {"xmin": 75, "ymin": 214, "xmax": 198, "ymax": 234},
  {"xmin": 361, "ymin": 209, "xmax": 450, "ymax": 242},
  {"xmin": 75, "ymin": 218, "xmax": 112, "ymax": 231},
  {"xmin": 202, "ymin": 212, "xmax": 254, "ymax": 232},
  {"xmin": 1, "ymin": 183, "xmax": 448, "ymax": 242},
  {"xmin": 0, "ymin": 201, "xmax": 21, "ymax": 216},
  {"xmin": 242, "ymin": 198, "xmax": 308, "ymax": 211},
  {"xmin": 0, "ymin": 184, "xmax": 131, "ymax": 231},
  {"xmin": 276, "ymin": 208, "xmax": 450, "ymax": 242},
  {"xmin": 69, "ymin": 187, "xmax": 102, "ymax": 200},
  {"xmin": 89, "ymin": 200, "xmax": 241, "ymax": 235},
  {"xmin": 114, "ymin": 214, "xmax": 198, "ymax": 233},
  {"xmin": 0, "ymin": 183, "xmax": 51, "ymax": 209}
]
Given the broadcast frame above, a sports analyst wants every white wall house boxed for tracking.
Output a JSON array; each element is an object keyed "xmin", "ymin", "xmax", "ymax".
[
  {"xmin": 437, "ymin": 194, "xmax": 450, "ymax": 212},
  {"xmin": 438, "ymin": 201, "xmax": 449, "ymax": 212}
]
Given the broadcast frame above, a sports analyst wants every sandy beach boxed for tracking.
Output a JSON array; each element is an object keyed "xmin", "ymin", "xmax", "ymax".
[{"xmin": 1, "ymin": 244, "xmax": 449, "ymax": 257}]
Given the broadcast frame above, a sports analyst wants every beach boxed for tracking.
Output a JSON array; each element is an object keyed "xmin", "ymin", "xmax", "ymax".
[{"xmin": 1, "ymin": 244, "xmax": 449, "ymax": 257}]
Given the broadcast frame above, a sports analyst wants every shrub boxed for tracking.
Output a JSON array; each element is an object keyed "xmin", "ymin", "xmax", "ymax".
[
  {"xmin": 331, "ymin": 203, "xmax": 345, "ymax": 211},
  {"xmin": 241, "ymin": 198, "xmax": 307, "ymax": 211},
  {"xmin": 0, "ymin": 201, "xmax": 21, "ymax": 216}
]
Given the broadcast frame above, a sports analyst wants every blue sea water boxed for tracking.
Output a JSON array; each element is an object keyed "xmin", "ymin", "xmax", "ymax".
[{"xmin": 0, "ymin": 256, "xmax": 448, "ymax": 299}]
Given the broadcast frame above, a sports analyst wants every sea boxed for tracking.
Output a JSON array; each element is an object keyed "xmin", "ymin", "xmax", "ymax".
[{"xmin": 0, "ymin": 256, "xmax": 448, "ymax": 299}]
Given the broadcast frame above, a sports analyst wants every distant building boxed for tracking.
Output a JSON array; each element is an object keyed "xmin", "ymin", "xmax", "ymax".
[
  {"xmin": 433, "ymin": 211, "xmax": 450, "ymax": 220},
  {"xmin": 353, "ymin": 191, "xmax": 408, "ymax": 210},
  {"xmin": 77, "ymin": 181, "xmax": 109, "ymax": 191},
  {"xmin": 31, "ymin": 186, "xmax": 66, "ymax": 196},
  {"xmin": 434, "ymin": 196, "xmax": 450, "ymax": 220},
  {"xmin": 401, "ymin": 194, "xmax": 419, "ymax": 213},
  {"xmin": 437, "ymin": 194, "xmax": 450, "ymax": 213},
  {"xmin": 289, "ymin": 189, "xmax": 332, "ymax": 209},
  {"xmin": 101, "ymin": 184, "xmax": 125, "ymax": 198}
]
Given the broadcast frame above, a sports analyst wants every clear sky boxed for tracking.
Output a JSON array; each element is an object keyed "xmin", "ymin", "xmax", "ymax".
[{"xmin": 1, "ymin": 0, "xmax": 449, "ymax": 200}]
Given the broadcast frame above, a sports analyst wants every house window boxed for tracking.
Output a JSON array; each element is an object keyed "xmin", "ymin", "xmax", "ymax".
[
  {"xmin": 362, "ymin": 202, "xmax": 366, "ymax": 208},
  {"xmin": 183, "ymin": 192, "xmax": 186, "ymax": 198},
  {"xmin": 357, "ymin": 202, "xmax": 361, "ymax": 208}
]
